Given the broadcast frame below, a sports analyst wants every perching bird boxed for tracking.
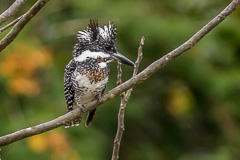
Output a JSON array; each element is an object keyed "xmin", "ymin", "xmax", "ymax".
[{"xmin": 64, "ymin": 19, "xmax": 134, "ymax": 128}]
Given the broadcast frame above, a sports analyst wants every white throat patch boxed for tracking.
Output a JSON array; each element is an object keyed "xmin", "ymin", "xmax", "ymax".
[{"xmin": 74, "ymin": 50, "xmax": 110, "ymax": 62}]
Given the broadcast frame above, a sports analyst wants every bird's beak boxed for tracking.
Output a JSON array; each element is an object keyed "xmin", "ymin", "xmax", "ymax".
[{"xmin": 112, "ymin": 52, "xmax": 135, "ymax": 66}]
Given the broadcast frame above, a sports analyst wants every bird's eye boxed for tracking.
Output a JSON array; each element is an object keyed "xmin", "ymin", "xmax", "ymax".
[{"xmin": 105, "ymin": 46, "xmax": 111, "ymax": 51}]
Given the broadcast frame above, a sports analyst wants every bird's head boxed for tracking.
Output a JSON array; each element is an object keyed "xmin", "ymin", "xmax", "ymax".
[{"xmin": 73, "ymin": 19, "xmax": 134, "ymax": 67}]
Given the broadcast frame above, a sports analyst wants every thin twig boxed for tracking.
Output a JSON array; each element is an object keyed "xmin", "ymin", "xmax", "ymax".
[
  {"xmin": 0, "ymin": 0, "xmax": 50, "ymax": 52},
  {"xmin": 112, "ymin": 62, "xmax": 124, "ymax": 160},
  {"xmin": 111, "ymin": 36, "xmax": 144, "ymax": 160},
  {"xmin": 0, "ymin": 0, "xmax": 26, "ymax": 25},
  {"xmin": 0, "ymin": 14, "xmax": 25, "ymax": 34},
  {"xmin": 117, "ymin": 62, "xmax": 123, "ymax": 86},
  {"xmin": 133, "ymin": 37, "xmax": 144, "ymax": 76},
  {"xmin": 0, "ymin": 0, "xmax": 239, "ymax": 147}
]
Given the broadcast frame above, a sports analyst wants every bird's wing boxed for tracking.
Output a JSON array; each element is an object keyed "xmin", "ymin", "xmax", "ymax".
[{"xmin": 64, "ymin": 59, "xmax": 76, "ymax": 111}]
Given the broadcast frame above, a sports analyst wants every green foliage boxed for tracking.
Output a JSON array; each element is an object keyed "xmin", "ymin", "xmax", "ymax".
[{"xmin": 1, "ymin": 0, "xmax": 240, "ymax": 159}]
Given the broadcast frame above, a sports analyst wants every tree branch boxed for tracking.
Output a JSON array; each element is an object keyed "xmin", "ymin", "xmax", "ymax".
[
  {"xmin": 112, "ymin": 63, "xmax": 125, "ymax": 160},
  {"xmin": 0, "ymin": 0, "xmax": 26, "ymax": 25},
  {"xmin": 0, "ymin": 0, "xmax": 239, "ymax": 147},
  {"xmin": 111, "ymin": 62, "xmax": 124, "ymax": 160},
  {"xmin": 0, "ymin": 14, "xmax": 25, "ymax": 34},
  {"xmin": 111, "ymin": 37, "xmax": 144, "ymax": 160},
  {"xmin": 0, "ymin": 0, "xmax": 50, "ymax": 52}
]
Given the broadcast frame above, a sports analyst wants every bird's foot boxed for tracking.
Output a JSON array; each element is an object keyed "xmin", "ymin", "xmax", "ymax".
[{"xmin": 64, "ymin": 117, "xmax": 82, "ymax": 128}]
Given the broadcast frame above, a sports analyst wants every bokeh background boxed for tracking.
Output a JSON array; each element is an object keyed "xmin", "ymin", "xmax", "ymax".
[{"xmin": 1, "ymin": 0, "xmax": 240, "ymax": 159}]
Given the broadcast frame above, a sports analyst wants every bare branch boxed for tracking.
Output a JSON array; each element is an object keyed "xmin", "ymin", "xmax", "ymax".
[
  {"xmin": 0, "ymin": 14, "xmax": 25, "ymax": 33},
  {"xmin": 0, "ymin": 0, "xmax": 239, "ymax": 147},
  {"xmin": 133, "ymin": 36, "xmax": 144, "ymax": 77},
  {"xmin": 112, "ymin": 92, "xmax": 126, "ymax": 160},
  {"xmin": 0, "ymin": 0, "xmax": 50, "ymax": 52},
  {"xmin": 112, "ymin": 62, "xmax": 124, "ymax": 160},
  {"xmin": 117, "ymin": 62, "xmax": 123, "ymax": 86},
  {"xmin": 0, "ymin": 108, "xmax": 83, "ymax": 147},
  {"xmin": 0, "ymin": 0, "xmax": 26, "ymax": 25},
  {"xmin": 112, "ymin": 36, "xmax": 144, "ymax": 160}
]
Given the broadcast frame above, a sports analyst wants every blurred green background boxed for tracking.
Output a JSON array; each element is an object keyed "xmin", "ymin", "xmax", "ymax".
[{"xmin": 1, "ymin": 0, "xmax": 240, "ymax": 159}]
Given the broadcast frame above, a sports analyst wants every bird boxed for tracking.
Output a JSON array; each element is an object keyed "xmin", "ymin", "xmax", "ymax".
[{"xmin": 64, "ymin": 19, "xmax": 134, "ymax": 128}]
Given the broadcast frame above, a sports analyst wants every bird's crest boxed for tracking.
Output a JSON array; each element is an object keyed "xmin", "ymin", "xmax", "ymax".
[
  {"xmin": 76, "ymin": 19, "xmax": 117, "ymax": 43},
  {"xmin": 73, "ymin": 19, "xmax": 117, "ymax": 58},
  {"xmin": 88, "ymin": 19, "xmax": 99, "ymax": 41}
]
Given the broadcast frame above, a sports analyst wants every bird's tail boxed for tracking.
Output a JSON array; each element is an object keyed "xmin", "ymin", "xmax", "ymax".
[
  {"xmin": 64, "ymin": 117, "xmax": 82, "ymax": 128},
  {"xmin": 85, "ymin": 108, "xmax": 97, "ymax": 127}
]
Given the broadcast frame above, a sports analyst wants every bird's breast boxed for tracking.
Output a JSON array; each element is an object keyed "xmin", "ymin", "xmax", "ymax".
[
  {"xmin": 79, "ymin": 68, "xmax": 108, "ymax": 84},
  {"xmin": 74, "ymin": 69, "xmax": 109, "ymax": 105}
]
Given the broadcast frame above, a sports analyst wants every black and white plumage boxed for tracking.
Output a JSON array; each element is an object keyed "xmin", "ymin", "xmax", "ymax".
[{"xmin": 64, "ymin": 19, "xmax": 134, "ymax": 128}]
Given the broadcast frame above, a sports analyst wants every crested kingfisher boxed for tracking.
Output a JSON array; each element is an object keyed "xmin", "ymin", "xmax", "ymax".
[{"xmin": 64, "ymin": 19, "xmax": 134, "ymax": 128}]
